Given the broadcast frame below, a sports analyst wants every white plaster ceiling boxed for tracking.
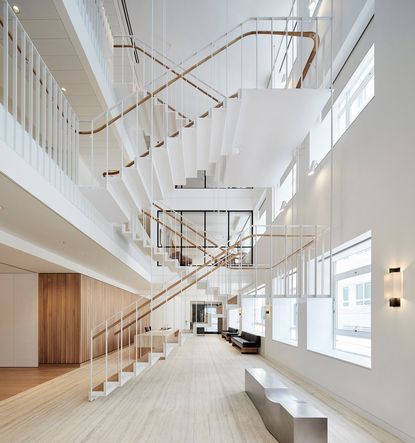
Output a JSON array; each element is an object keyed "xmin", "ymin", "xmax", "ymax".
[{"xmin": 13, "ymin": 0, "xmax": 103, "ymax": 119}]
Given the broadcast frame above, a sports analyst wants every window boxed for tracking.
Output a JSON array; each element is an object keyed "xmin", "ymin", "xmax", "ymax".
[
  {"xmin": 257, "ymin": 198, "xmax": 267, "ymax": 235},
  {"xmin": 273, "ymin": 162, "xmax": 297, "ymax": 220},
  {"xmin": 241, "ymin": 286, "xmax": 266, "ymax": 336},
  {"xmin": 228, "ymin": 308, "xmax": 239, "ymax": 330},
  {"xmin": 272, "ymin": 298, "xmax": 298, "ymax": 346},
  {"xmin": 334, "ymin": 236, "xmax": 371, "ymax": 358},
  {"xmin": 309, "ymin": 45, "xmax": 375, "ymax": 166},
  {"xmin": 334, "ymin": 45, "xmax": 374, "ymax": 143},
  {"xmin": 307, "ymin": 232, "xmax": 372, "ymax": 367},
  {"xmin": 342, "ymin": 287, "xmax": 350, "ymax": 307},
  {"xmin": 356, "ymin": 282, "xmax": 371, "ymax": 305}
]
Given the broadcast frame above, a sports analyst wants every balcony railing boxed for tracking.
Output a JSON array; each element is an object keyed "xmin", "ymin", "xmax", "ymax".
[
  {"xmin": 73, "ymin": 0, "xmax": 114, "ymax": 84},
  {"xmin": 0, "ymin": 1, "xmax": 114, "ymax": 235}
]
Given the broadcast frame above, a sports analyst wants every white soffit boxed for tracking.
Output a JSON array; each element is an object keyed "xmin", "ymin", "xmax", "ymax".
[{"xmin": 223, "ymin": 88, "xmax": 331, "ymax": 187}]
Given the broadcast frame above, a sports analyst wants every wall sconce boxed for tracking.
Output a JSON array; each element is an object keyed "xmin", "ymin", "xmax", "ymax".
[
  {"xmin": 280, "ymin": 200, "xmax": 287, "ymax": 212},
  {"xmin": 308, "ymin": 160, "xmax": 319, "ymax": 176},
  {"xmin": 384, "ymin": 267, "xmax": 403, "ymax": 307},
  {"xmin": 265, "ymin": 304, "xmax": 270, "ymax": 315}
]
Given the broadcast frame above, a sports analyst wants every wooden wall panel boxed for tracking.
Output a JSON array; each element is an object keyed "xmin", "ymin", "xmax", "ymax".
[
  {"xmin": 80, "ymin": 275, "xmax": 148, "ymax": 363},
  {"xmin": 38, "ymin": 274, "xmax": 81, "ymax": 365},
  {"xmin": 39, "ymin": 274, "xmax": 149, "ymax": 364}
]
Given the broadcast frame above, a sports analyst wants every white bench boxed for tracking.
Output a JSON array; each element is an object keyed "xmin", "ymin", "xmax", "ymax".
[{"xmin": 245, "ymin": 368, "xmax": 327, "ymax": 443}]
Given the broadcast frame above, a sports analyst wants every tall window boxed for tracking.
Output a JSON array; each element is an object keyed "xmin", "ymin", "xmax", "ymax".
[
  {"xmin": 309, "ymin": 45, "xmax": 375, "ymax": 166},
  {"xmin": 307, "ymin": 232, "xmax": 372, "ymax": 367},
  {"xmin": 272, "ymin": 298, "xmax": 298, "ymax": 346},
  {"xmin": 241, "ymin": 285, "xmax": 266, "ymax": 336},
  {"xmin": 334, "ymin": 45, "xmax": 374, "ymax": 143},
  {"xmin": 273, "ymin": 162, "xmax": 297, "ymax": 220},
  {"xmin": 333, "ymin": 236, "xmax": 371, "ymax": 357},
  {"xmin": 228, "ymin": 308, "xmax": 239, "ymax": 330}
]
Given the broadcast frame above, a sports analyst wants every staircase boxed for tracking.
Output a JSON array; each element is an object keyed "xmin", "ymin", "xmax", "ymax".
[{"xmin": 89, "ymin": 209, "xmax": 243, "ymax": 400}]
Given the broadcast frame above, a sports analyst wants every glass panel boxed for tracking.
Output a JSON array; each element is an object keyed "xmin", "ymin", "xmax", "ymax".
[
  {"xmin": 228, "ymin": 308, "xmax": 239, "ymax": 329},
  {"xmin": 206, "ymin": 212, "xmax": 228, "ymax": 248},
  {"xmin": 241, "ymin": 296, "xmax": 265, "ymax": 336},
  {"xmin": 272, "ymin": 298, "xmax": 298, "ymax": 346}
]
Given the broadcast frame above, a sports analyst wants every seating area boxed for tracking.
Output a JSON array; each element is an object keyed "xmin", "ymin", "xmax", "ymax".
[
  {"xmin": 231, "ymin": 331, "xmax": 261, "ymax": 354},
  {"xmin": 221, "ymin": 327, "xmax": 239, "ymax": 342},
  {"xmin": 245, "ymin": 367, "xmax": 328, "ymax": 443}
]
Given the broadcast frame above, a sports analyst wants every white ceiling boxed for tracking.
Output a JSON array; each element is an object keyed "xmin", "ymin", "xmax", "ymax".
[
  {"xmin": 13, "ymin": 0, "xmax": 104, "ymax": 119},
  {"xmin": 123, "ymin": 0, "xmax": 294, "ymax": 62},
  {"xmin": 0, "ymin": 173, "xmax": 150, "ymax": 292},
  {"xmin": 0, "ymin": 245, "xmax": 70, "ymax": 274}
]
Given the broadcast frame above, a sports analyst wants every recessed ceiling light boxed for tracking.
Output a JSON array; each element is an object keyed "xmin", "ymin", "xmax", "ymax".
[
  {"xmin": 12, "ymin": 5, "xmax": 20, "ymax": 14},
  {"xmin": 61, "ymin": 87, "xmax": 67, "ymax": 92}
]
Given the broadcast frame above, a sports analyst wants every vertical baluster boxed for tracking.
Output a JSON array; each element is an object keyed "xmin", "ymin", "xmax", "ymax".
[
  {"xmin": 42, "ymin": 64, "xmax": 47, "ymax": 175},
  {"xmin": 256, "ymin": 18, "xmax": 258, "ymax": 88},
  {"xmin": 300, "ymin": 17, "xmax": 303, "ymax": 87},
  {"xmin": 314, "ymin": 225, "xmax": 318, "ymax": 296},
  {"xmin": 270, "ymin": 18, "xmax": 274, "ymax": 89},
  {"xmin": 76, "ymin": 118, "xmax": 80, "ymax": 184},
  {"xmin": 3, "ymin": 2, "xmax": 8, "ymax": 144},
  {"xmin": 58, "ymin": 85, "xmax": 63, "ymax": 183},
  {"xmin": 90, "ymin": 119, "xmax": 94, "ymax": 186},
  {"xmin": 104, "ymin": 320, "xmax": 108, "ymax": 394},
  {"xmin": 316, "ymin": 18, "xmax": 319, "ymax": 88},
  {"xmin": 321, "ymin": 231, "xmax": 325, "ymax": 296},
  {"xmin": 20, "ymin": 25, "xmax": 26, "ymax": 156},
  {"xmin": 12, "ymin": 14, "xmax": 17, "ymax": 151},
  {"xmin": 68, "ymin": 107, "xmax": 72, "ymax": 181},
  {"xmin": 120, "ymin": 312, "xmax": 123, "ymax": 379},
  {"xmin": 47, "ymin": 72, "xmax": 53, "ymax": 181},
  {"xmin": 135, "ymin": 301, "xmax": 138, "ymax": 366},
  {"xmin": 35, "ymin": 52, "xmax": 40, "ymax": 171},
  {"xmin": 28, "ymin": 41, "xmax": 34, "ymax": 164},
  {"xmin": 89, "ymin": 329, "xmax": 93, "ymax": 400},
  {"xmin": 240, "ymin": 23, "xmax": 243, "ymax": 90},
  {"xmin": 106, "ymin": 111, "xmax": 109, "ymax": 179}
]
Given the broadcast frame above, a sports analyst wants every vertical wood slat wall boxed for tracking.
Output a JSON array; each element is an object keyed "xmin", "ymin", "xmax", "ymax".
[{"xmin": 38, "ymin": 274, "xmax": 145, "ymax": 365}]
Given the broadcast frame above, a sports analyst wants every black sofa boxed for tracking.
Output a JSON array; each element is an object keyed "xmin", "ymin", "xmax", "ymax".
[
  {"xmin": 231, "ymin": 331, "xmax": 261, "ymax": 354},
  {"xmin": 221, "ymin": 327, "xmax": 239, "ymax": 342}
]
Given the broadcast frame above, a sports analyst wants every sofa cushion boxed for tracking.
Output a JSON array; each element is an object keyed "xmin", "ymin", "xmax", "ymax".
[{"xmin": 229, "ymin": 327, "xmax": 238, "ymax": 333}]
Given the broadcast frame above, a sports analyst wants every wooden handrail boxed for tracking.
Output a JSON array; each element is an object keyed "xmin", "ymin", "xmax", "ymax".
[
  {"xmin": 143, "ymin": 209, "xmax": 217, "ymax": 260},
  {"xmin": 114, "ymin": 43, "xmax": 221, "ymax": 104},
  {"xmin": 92, "ymin": 228, "xmax": 317, "ymax": 339},
  {"xmin": 100, "ymin": 30, "xmax": 318, "ymax": 177},
  {"xmin": 80, "ymin": 30, "xmax": 318, "ymax": 137},
  {"xmin": 115, "ymin": 252, "xmax": 240, "ymax": 335},
  {"xmin": 116, "ymin": 236, "xmax": 316, "ymax": 334}
]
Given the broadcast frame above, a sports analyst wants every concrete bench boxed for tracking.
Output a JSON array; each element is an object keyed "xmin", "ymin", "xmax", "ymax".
[{"xmin": 245, "ymin": 368, "xmax": 327, "ymax": 443}]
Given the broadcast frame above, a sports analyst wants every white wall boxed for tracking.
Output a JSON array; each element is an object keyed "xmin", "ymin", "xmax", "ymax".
[
  {"xmin": 0, "ymin": 273, "xmax": 38, "ymax": 367},
  {"xmin": 258, "ymin": 2, "xmax": 415, "ymax": 441}
]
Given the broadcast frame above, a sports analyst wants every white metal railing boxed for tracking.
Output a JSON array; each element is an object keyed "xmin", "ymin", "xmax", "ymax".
[
  {"xmin": 0, "ymin": 1, "xmax": 118, "ymax": 238},
  {"xmin": 74, "ymin": 0, "xmax": 114, "ymax": 84},
  {"xmin": 0, "ymin": 1, "xmax": 78, "ymax": 181},
  {"xmin": 234, "ymin": 224, "xmax": 331, "ymax": 298}
]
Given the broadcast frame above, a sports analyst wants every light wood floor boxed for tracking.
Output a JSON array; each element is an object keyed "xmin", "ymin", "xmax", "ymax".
[
  {"xmin": 0, "ymin": 365, "xmax": 76, "ymax": 401},
  {"xmin": 0, "ymin": 335, "xmax": 402, "ymax": 443}
]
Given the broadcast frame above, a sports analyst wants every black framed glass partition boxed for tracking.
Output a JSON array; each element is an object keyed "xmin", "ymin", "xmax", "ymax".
[{"xmin": 157, "ymin": 210, "xmax": 253, "ymax": 266}]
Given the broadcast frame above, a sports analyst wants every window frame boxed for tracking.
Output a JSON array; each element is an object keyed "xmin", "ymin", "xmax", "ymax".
[{"xmin": 332, "ymin": 237, "xmax": 372, "ymax": 347}]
